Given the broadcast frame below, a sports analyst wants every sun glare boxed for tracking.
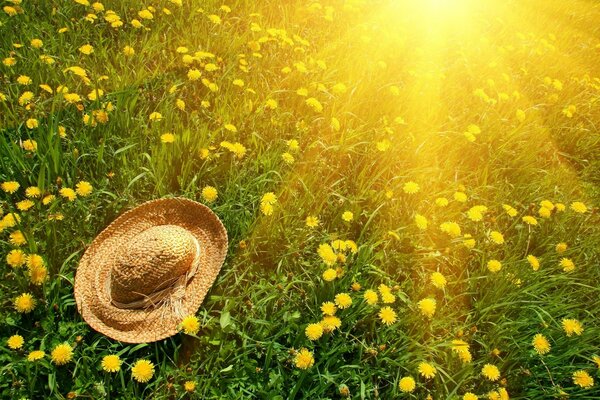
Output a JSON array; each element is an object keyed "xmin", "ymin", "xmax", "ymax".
[
  {"xmin": 383, "ymin": 0, "xmax": 478, "ymax": 41},
  {"xmin": 420, "ymin": 0, "xmax": 473, "ymax": 16}
]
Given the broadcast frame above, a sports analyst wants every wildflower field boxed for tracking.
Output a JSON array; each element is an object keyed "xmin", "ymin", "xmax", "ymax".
[{"xmin": 1, "ymin": 0, "xmax": 600, "ymax": 398}]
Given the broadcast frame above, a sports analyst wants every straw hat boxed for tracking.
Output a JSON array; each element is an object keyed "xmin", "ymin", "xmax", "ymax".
[{"xmin": 74, "ymin": 197, "xmax": 228, "ymax": 343}]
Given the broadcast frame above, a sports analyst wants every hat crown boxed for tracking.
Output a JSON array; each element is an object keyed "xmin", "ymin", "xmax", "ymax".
[{"xmin": 110, "ymin": 225, "xmax": 198, "ymax": 305}]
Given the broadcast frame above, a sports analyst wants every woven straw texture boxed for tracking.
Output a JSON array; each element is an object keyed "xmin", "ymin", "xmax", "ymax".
[{"xmin": 74, "ymin": 198, "xmax": 228, "ymax": 343}]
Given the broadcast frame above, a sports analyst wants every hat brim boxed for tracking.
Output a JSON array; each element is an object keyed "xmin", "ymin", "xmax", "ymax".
[{"xmin": 74, "ymin": 198, "xmax": 228, "ymax": 343}]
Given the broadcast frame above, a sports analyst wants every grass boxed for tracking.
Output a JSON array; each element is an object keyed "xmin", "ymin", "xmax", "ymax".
[{"xmin": 0, "ymin": 0, "xmax": 599, "ymax": 398}]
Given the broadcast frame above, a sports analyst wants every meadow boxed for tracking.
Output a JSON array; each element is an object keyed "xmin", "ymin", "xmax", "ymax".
[{"xmin": 1, "ymin": 0, "xmax": 599, "ymax": 398}]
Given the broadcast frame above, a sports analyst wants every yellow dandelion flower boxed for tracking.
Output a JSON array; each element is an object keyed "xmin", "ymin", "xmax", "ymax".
[
  {"xmin": 467, "ymin": 205, "xmax": 487, "ymax": 222},
  {"xmin": 179, "ymin": 315, "xmax": 200, "ymax": 335},
  {"xmin": 3, "ymin": 6, "xmax": 18, "ymax": 16},
  {"xmin": 261, "ymin": 192, "xmax": 277, "ymax": 205},
  {"xmin": 2, "ymin": 181, "xmax": 20, "ymax": 193},
  {"xmin": 7, "ymin": 249, "xmax": 26, "ymax": 268},
  {"xmin": 123, "ymin": 46, "xmax": 135, "ymax": 56},
  {"xmin": 138, "ymin": 9, "xmax": 153, "ymax": 20},
  {"xmin": 87, "ymin": 88, "xmax": 104, "ymax": 101},
  {"xmin": 532, "ymin": 333, "xmax": 551, "ymax": 355},
  {"xmin": 573, "ymin": 370, "xmax": 594, "ymax": 388},
  {"xmin": 375, "ymin": 140, "xmax": 390, "ymax": 154},
  {"xmin": 320, "ymin": 315, "xmax": 341, "ymax": 333},
  {"xmin": 63, "ymin": 93, "xmax": 82, "ymax": 104},
  {"xmin": 18, "ymin": 91, "xmax": 34, "ymax": 106},
  {"xmin": 381, "ymin": 291, "xmax": 396, "ymax": 304},
  {"xmin": 403, "ymin": 181, "xmax": 420, "ymax": 194},
  {"xmin": 378, "ymin": 306, "xmax": 397, "ymax": 325},
  {"xmin": 398, "ymin": 376, "xmax": 416, "ymax": 393},
  {"xmin": 305, "ymin": 216, "xmax": 319, "ymax": 228},
  {"xmin": 538, "ymin": 206, "xmax": 551, "ymax": 218},
  {"xmin": 364, "ymin": 289, "xmax": 378, "ymax": 305},
  {"xmin": 481, "ymin": 364, "xmax": 500, "ymax": 381},
  {"xmin": 208, "ymin": 14, "xmax": 222, "ymax": 24},
  {"xmin": 294, "ymin": 348, "xmax": 314, "ymax": 369},
  {"xmin": 562, "ymin": 318, "xmax": 583, "ymax": 336},
  {"xmin": 260, "ymin": 202, "xmax": 273, "ymax": 216},
  {"xmin": 503, "ymin": 204, "xmax": 517, "ymax": 218},
  {"xmin": 322, "ymin": 268, "xmax": 337, "ymax": 281},
  {"xmin": 220, "ymin": 141, "xmax": 246, "ymax": 158},
  {"xmin": 570, "ymin": 201, "xmax": 587, "ymax": 213},
  {"xmin": 342, "ymin": 211, "xmax": 353, "ymax": 222},
  {"xmin": 29, "ymin": 264, "xmax": 48, "ymax": 286},
  {"xmin": 305, "ymin": 323, "xmax": 323, "ymax": 340},
  {"xmin": 9, "ymin": 231, "xmax": 27, "ymax": 246},
  {"xmin": 187, "ymin": 69, "xmax": 202, "ymax": 81},
  {"xmin": 184, "ymin": 380, "xmax": 196, "ymax": 392},
  {"xmin": 489, "ymin": 231, "xmax": 504, "ymax": 245},
  {"xmin": 27, "ymin": 254, "xmax": 44, "ymax": 268},
  {"xmin": 430, "ymin": 272, "xmax": 447, "ymax": 289},
  {"xmin": 452, "ymin": 340, "xmax": 472, "ymax": 363},
  {"xmin": 334, "ymin": 293, "xmax": 352, "ymax": 309},
  {"xmin": 331, "ymin": 240, "xmax": 347, "ymax": 252},
  {"xmin": 26, "ymin": 118, "xmax": 39, "ymax": 129},
  {"xmin": 522, "ymin": 215, "xmax": 538, "ymax": 226},
  {"xmin": 418, "ymin": 298, "xmax": 436, "ymax": 318},
  {"xmin": 527, "ymin": 255, "xmax": 540, "ymax": 271},
  {"xmin": 345, "ymin": 240, "xmax": 358, "ymax": 253},
  {"xmin": 59, "ymin": 188, "xmax": 77, "ymax": 201},
  {"xmin": 161, "ymin": 133, "xmax": 175, "ymax": 143},
  {"xmin": 560, "ymin": 258, "xmax": 575, "ymax": 272},
  {"xmin": 17, "ymin": 75, "xmax": 32, "ymax": 85},
  {"xmin": 440, "ymin": 222, "xmax": 461, "ymax": 237},
  {"xmin": 75, "ymin": 181, "xmax": 93, "ymax": 197},
  {"xmin": 487, "ymin": 259, "xmax": 502, "ymax": 273},
  {"xmin": 42, "ymin": 194, "xmax": 55, "ymax": 205},
  {"xmin": 305, "ymin": 97, "xmax": 323, "ymax": 112},
  {"xmin": 7, "ymin": 335, "xmax": 24, "ymax": 350},
  {"xmin": 21, "ymin": 139, "xmax": 37, "ymax": 152},
  {"xmin": 287, "ymin": 139, "xmax": 299, "ymax": 151},
  {"xmin": 415, "ymin": 214, "xmax": 428, "ymax": 230},
  {"xmin": 3, "ymin": 57, "xmax": 16, "ymax": 66},
  {"xmin": 16, "ymin": 200, "xmax": 34, "ymax": 211},
  {"xmin": 556, "ymin": 242, "xmax": 568, "ymax": 253},
  {"xmin": 201, "ymin": 186, "xmax": 218, "ymax": 203},
  {"xmin": 265, "ymin": 99, "xmax": 278, "ymax": 109},
  {"xmin": 1, "ymin": 213, "xmax": 21, "ymax": 228},
  {"xmin": 132, "ymin": 359, "xmax": 155, "ymax": 383},
  {"xmin": 317, "ymin": 243, "xmax": 337, "ymax": 266},
  {"xmin": 78, "ymin": 44, "xmax": 94, "ymax": 55},
  {"xmin": 51, "ymin": 343, "xmax": 73, "ymax": 365},
  {"xmin": 27, "ymin": 350, "xmax": 45, "ymax": 362},
  {"xmin": 454, "ymin": 191, "xmax": 467, "ymax": 202},
  {"xmin": 320, "ymin": 301, "xmax": 337, "ymax": 316},
  {"xmin": 148, "ymin": 112, "xmax": 162, "ymax": 122},
  {"xmin": 101, "ymin": 355, "xmax": 122, "ymax": 373},
  {"xmin": 25, "ymin": 186, "xmax": 41, "ymax": 198},
  {"xmin": 281, "ymin": 152, "xmax": 294, "ymax": 165},
  {"xmin": 435, "ymin": 197, "xmax": 449, "ymax": 207},
  {"xmin": 418, "ymin": 362, "xmax": 436, "ymax": 379},
  {"xmin": 463, "ymin": 234, "xmax": 476, "ymax": 249}
]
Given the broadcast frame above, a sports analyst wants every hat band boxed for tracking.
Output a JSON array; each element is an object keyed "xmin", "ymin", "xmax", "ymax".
[{"xmin": 107, "ymin": 236, "xmax": 202, "ymax": 315}]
